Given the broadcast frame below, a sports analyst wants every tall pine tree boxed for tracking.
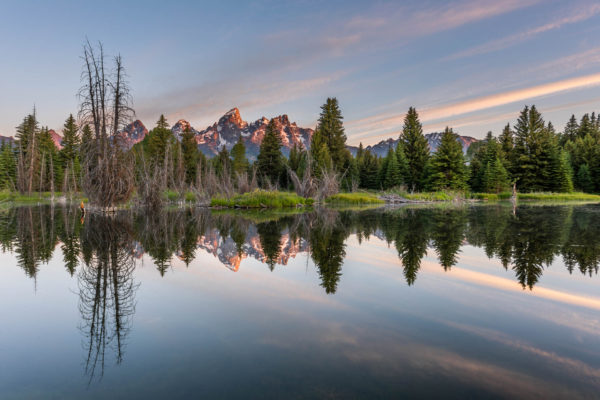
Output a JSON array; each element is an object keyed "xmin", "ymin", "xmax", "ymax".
[
  {"xmin": 429, "ymin": 127, "xmax": 468, "ymax": 191},
  {"xmin": 257, "ymin": 119, "xmax": 284, "ymax": 186},
  {"xmin": 401, "ymin": 107, "xmax": 429, "ymax": 191}
]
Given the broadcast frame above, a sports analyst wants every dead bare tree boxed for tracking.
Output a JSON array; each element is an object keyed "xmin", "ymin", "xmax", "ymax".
[
  {"xmin": 135, "ymin": 150, "xmax": 167, "ymax": 211},
  {"xmin": 288, "ymin": 157, "xmax": 317, "ymax": 198},
  {"xmin": 78, "ymin": 40, "xmax": 135, "ymax": 209}
]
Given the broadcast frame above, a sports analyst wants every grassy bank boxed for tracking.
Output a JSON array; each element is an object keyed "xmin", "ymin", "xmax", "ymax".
[
  {"xmin": 325, "ymin": 192, "xmax": 384, "ymax": 205},
  {"xmin": 0, "ymin": 190, "xmax": 87, "ymax": 204},
  {"xmin": 211, "ymin": 190, "xmax": 313, "ymax": 208},
  {"xmin": 470, "ymin": 192, "xmax": 600, "ymax": 202}
]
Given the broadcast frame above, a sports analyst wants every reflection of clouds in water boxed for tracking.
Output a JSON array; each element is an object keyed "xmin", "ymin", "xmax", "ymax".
[
  {"xmin": 257, "ymin": 315, "xmax": 592, "ymax": 399},
  {"xmin": 440, "ymin": 320, "xmax": 600, "ymax": 384}
]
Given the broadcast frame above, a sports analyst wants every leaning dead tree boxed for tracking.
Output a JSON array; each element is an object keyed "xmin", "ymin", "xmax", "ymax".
[{"xmin": 78, "ymin": 40, "xmax": 135, "ymax": 209}]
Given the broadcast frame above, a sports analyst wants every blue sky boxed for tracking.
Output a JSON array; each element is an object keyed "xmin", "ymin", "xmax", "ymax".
[{"xmin": 2, "ymin": 0, "xmax": 600, "ymax": 145}]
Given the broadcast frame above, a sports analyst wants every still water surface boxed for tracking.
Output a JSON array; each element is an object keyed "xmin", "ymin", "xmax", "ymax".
[{"xmin": 0, "ymin": 204, "xmax": 599, "ymax": 399}]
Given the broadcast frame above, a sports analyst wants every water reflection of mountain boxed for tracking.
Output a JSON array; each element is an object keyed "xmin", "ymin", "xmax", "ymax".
[
  {"xmin": 192, "ymin": 226, "xmax": 309, "ymax": 271},
  {"xmin": 1, "ymin": 204, "xmax": 599, "ymax": 292}
]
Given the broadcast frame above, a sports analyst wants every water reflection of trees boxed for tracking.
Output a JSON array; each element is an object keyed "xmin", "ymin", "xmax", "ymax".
[
  {"xmin": 78, "ymin": 212, "xmax": 138, "ymax": 382},
  {"xmin": 1, "ymin": 204, "xmax": 600, "ymax": 294}
]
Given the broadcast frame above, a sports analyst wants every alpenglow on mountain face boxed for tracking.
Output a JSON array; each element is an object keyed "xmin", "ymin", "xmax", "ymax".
[
  {"xmin": 119, "ymin": 108, "xmax": 313, "ymax": 160},
  {"xmin": 116, "ymin": 108, "xmax": 478, "ymax": 158}
]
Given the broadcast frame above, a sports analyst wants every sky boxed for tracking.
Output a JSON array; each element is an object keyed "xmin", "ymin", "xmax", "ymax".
[{"xmin": 1, "ymin": 0, "xmax": 600, "ymax": 145}]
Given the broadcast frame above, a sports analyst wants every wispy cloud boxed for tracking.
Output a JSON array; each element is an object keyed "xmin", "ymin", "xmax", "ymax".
[
  {"xmin": 346, "ymin": 73, "xmax": 600, "ymax": 143},
  {"xmin": 137, "ymin": 72, "xmax": 346, "ymax": 129},
  {"xmin": 444, "ymin": 3, "xmax": 600, "ymax": 61}
]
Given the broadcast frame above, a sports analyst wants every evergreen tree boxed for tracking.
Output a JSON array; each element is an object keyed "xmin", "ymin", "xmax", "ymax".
[
  {"xmin": 231, "ymin": 136, "xmax": 249, "ymax": 176},
  {"xmin": 576, "ymin": 164, "xmax": 594, "ymax": 192},
  {"xmin": 429, "ymin": 127, "xmax": 468, "ymax": 191},
  {"xmin": 256, "ymin": 119, "xmax": 284, "ymax": 186},
  {"xmin": 482, "ymin": 157, "xmax": 510, "ymax": 193},
  {"xmin": 147, "ymin": 114, "xmax": 175, "ymax": 167},
  {"xmin": 395, "ymin": 141, "xmax": 409, "ymax": 182},
  {"xmin": 0, "ymin": 144, "xmax": 16, "ymax": 190},
  {"xmin": 181, "ymin": 127, "xmax": 199, "ymax": 185},
  {"xmin": 401, "ymin": 107, "xmax": 429, "ymax": 190},
  {"xmin": 554, "ymin": 150, "xmax": 574, "ymax": 193},
  {"xmin": 314, "ymin": 97, "xmax": 349, "ymax": 171},
  {"xmin": 80, "ymin": 124, "xmax": 93, "ymax": 161},
  {"xmin": 60, "ymin": 114, "xmax": 79, "ymax": 165},
  {"xmin": 15, "ymin": 111, "xmax": 41, "ymax": 194},
  {"xmin": 359, "ymin": 150, "xmax": 379, "ymax": 189},
  {"xmin": 310, "ymin": 129, "xmax": 333, "ymax": 177},
  {"xmin": 563, "ymin": 114, "xmax": 579, "ymax": 144},
  {"xmin": 384, "ymin": 147, "xmax": 403, "ymax": 188},
  {"xmin": 377, "ymin": 148, "xmax": 390, "ymax": 188},
  {"xmin": 513, "ymin": 105, "xmax": 549, "ymax": 191},
  {"xmin": 578, "ymin": 113, "xmax": 594, "ymax": 138},
  {"xmin": 214, "ymin": 146, "xmax": 231, "ymax": 177},
  {"xmin": 156, "ymin": 114, "xmax": 169, "ymax": 130},
  {"xmin": 37, "ymin": 127, "xmax": 62, "ymax": 191}
]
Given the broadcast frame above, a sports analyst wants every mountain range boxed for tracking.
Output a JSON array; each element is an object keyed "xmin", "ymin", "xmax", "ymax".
[
  {"xmin": 346, "ymin": 132, "xmax": 478, "ymax": 158},
  {"xmin": 2, "ymin": 108, "xmax": 478, "ymax": 157}
]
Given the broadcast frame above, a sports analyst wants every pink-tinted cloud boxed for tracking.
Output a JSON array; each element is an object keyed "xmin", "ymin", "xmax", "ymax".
[
  {"xmin": 346, "ymin": 72, "xmax": 600, "ymax": 143},
  {"xmin": 445, "ymin": 3, "xmax": 600, "ymax": 61}
]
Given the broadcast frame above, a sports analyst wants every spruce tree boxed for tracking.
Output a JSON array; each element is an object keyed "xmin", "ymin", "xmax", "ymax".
[
  {"xmin": 554, "ymin": 150, "xmax": 574, "ymax": 193},
  {"xmin": 0, "ymin": 144, "xmax": 16, "ymax": 190},
  {"xmin": 401, "ymin": 107, "xmax": 429, "ymax": 191},
  {"xmin": 310, "ymin": 129, "xmax": 333, "ymax": 177},
  {"xmin": 231, "ymin": 136, "xmax": 249, "ymax": 176},
  {"xmin": 359, "ymin": 150, "xmax": 379, "ymax": 189},
  {"xmin": 576, "ymin": 164, "xmax": 594, "ymax": 192},
  {"xmin": 377, "ymin": 149, "xmax": 390, "ymax": 189},
  {"xmin": 579, "ymin": 113, "xmax": 594, "ymax": 138},
  {"xmin": 80, "ymin": 124, "xmax": 93, "ymax": 160},
  {"xmin": 563, "ymin": 114, "xmax": 579, "ymax": 143},
  {"xmin": 214, "ymin": 146, "xmax": 231, "ymax": 177},
  {"xmin": 60, "ymin": 114, "xmax": 79, "ymax": 164},
  {"xmin": 314, "ymin": 97, "xmax": 349, "ymax": 171},
  {"xmin": 429, "ymin": 127, "xmax": 468, "ymax": 191},
  {"xmin": 482, "ymin": 157, "xmax": 510, "ymax": 193},
  {"xmin": 181, "ymin": 127, "xmax": 199, "ymax": 184},
  {"xmin": 395, "ymin": 141, "xmax": 409, "ymax": 182},
  {"xmin": 513, "ymin": 105, "xmax": 547, "ymax": 190},
  {"xmin": 257, "ymin": 119, "xmax": 284, "ymax": 186},
  {"xmin": 384, "ymin": 148, "xmax": 402, "ymax": 188},
  {"xmin": 147, "ymin": 115, "xmax": 175, "ymax": 167}
]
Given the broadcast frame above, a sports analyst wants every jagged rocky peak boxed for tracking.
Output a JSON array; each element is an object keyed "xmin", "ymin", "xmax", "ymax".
[
  {"xmin": 118, "ymin": 120, "xmax": 148, "ymax": 149},
  {"xmin": 171, "ymin": 119, "xmax": 199, "ymax": 139},
  {"xmin": 273, "ymin": 114, "xmax": 291, "ymax": 126},
  {"xmin": 218, "ymin": 107, "xmax": 246, "ymax": 128},
  {"xmin": 194, "ymin": 108, "xmax": 313, "ymax": 160}
]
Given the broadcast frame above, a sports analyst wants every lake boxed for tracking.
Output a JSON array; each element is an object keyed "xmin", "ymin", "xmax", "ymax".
[{"xmin": 0, "ymin": 203, "xmax": 599, "ymax": 399}]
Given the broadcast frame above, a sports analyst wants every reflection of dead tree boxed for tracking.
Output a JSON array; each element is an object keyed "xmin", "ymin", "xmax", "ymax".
[{"xmin": 78, "ymin": 213, "xmax": 138, "ymax": 382}]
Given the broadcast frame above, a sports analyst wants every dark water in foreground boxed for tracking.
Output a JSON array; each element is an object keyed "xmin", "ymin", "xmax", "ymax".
[{"xmin": 0, "ymin": 203, "xmax": 599, "ymax": 399}]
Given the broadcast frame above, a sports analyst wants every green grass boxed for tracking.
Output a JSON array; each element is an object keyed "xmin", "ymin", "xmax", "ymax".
[
  {"xmin": 470, "ymin": 193, "xmax": 500, "ymax": 201},
  {"xmin": 402, "ymin": 191, "xmax": 463, "ymax": 202},
  {"xmin": 0, "ymin": 190, "xmax": 88, "ymax": 203},
  {"xmin": 516, "ymin": 192, "xmax": 600, "ymax": 201},
  {"xmin": 184, "ymin": 192, "xmax": 196, "ymax": 202},
  {"xmin": 470, "ymin": 191, "xmax": 600, "ymax": 202},
  {"xmin": 211, "ymin": 190, "xmax": 313, "ymax": 208},
  {"xmin": 325, "ymin": 192, "xmax": 384, "ymax": 205}
]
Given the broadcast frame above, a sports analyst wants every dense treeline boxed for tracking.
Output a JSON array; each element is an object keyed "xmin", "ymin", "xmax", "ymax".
[
  {"xmin": 2, "ymin": 42, "xmax": 599, "ymax": 203},
  {"xmin": 1, "ymin": 205, "xmax": 598, "ymax": 292},
  {"xmin": 3, "ymin": 101, "xmax": 599, "ymax": 201}
]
